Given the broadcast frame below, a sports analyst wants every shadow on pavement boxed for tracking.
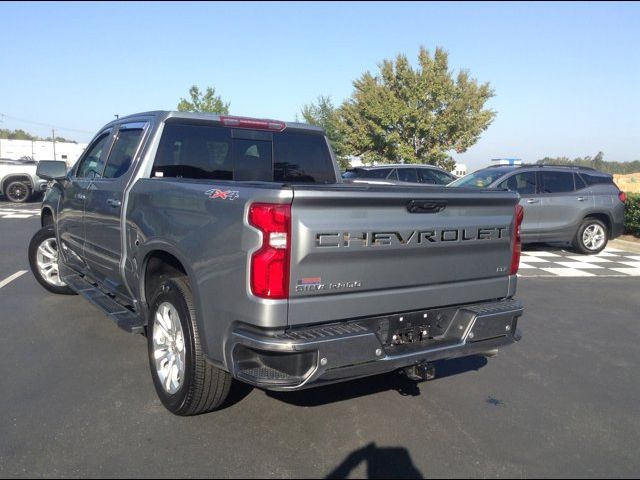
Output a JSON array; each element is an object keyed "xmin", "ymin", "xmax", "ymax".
[
  {"xmin": 0, "ymin": 193, "xmax": 44, "ymax": 205},
  {"xmin": 326, "ymin": 442, "xmax": 423, "ymax": 479},
  {"xmin": 433, "ymin": 354, "xmax": 488, "ymax": 380},
  {"xmin": 522, "ymin": 241, "xmax": 575, "ymax": 253},
  {"xmin": 267, "ymin": 355, "xmax": 488, "ymax": 408},
  {"xmin": 219, "ymin": 379, "xmax": 255, "ymax": 410}
]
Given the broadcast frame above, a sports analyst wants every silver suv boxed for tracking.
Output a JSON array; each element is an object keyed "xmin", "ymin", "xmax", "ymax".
[{"xmin": 449, "ymin": 165, "xmax": 626, "ymax": 254}]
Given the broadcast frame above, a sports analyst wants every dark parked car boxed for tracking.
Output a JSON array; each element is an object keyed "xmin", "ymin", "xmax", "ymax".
[
  {"xmin": 449, "ymin": 165, "xmax": 626, "ymax": 254},
  {"xmin": 342, "ymin": 164, "xmax": 457, "ymax": 186}
]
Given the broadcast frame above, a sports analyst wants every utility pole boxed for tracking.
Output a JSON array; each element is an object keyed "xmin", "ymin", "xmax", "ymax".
[{"xmin": 52, "ymin": 128, "xmax": 56, "ymax": 160}]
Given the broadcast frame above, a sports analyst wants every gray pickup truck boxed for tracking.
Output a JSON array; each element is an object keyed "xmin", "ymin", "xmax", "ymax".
[
  {"xmin": 1, "ymin": 158, "xmax": 48, "ymax": 202},
  {"xmin": 29, "ymin": 111, "xmax": 524, "ymax": 416}
]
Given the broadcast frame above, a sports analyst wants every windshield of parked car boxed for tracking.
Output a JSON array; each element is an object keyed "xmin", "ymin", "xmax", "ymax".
[
  {"xmin": 448, "ymin": 168, "xmax": 513, "ymax": 188},
  {"xmin": 421, "ymin": 168, "xmax": 456, "ymax": 185}
]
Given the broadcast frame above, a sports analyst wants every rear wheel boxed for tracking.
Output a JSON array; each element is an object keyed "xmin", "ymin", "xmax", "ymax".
[
  {"xmin": 573, "ymin": 218, "xmax": 608, "ymax": 255},
  {"xmin": 5, "ymin": 180, "xmax": 32, "ymax": 203},
  {"xmin": 28, "ymin": 226, "xmax": 75, "ymax": 295},
  {"xmin": 147, "ymin": 276, "xmax": 232, "ymax": 415}
]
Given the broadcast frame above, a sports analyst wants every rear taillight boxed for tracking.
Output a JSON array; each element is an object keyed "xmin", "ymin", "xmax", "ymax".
[
  {"xmin": 220, "ymin": 115, "xmax": 286, "ymax": 132},
  {"xmin": 510, "ymin": 204, "xmax": 524, "ymax": 275},
  {"xmin": 619, "ymin": 191, "xmax": 627, "ymax": 203},
  {"xmin": 248, "ymin": 203, "xmax": 291, "ymax": 299}
]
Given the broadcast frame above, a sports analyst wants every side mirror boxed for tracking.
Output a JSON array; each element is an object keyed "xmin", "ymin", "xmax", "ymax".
[{"xmin": 37, "ymin": 161, "xmax": 68, "ymax": 181}]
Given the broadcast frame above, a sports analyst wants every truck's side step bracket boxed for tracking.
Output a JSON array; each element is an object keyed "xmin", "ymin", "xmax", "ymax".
[{"xmin": 62, "ymin": 273, "xmax": 145, "ymax": 334}]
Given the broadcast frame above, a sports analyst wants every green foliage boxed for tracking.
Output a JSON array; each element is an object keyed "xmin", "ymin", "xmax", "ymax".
[
  {"xmin": 301, "ymin": 96, "xmax": 349, "ymax": 169},
  {"xmin": 537, "ymin": 152, "xmax": 640, "ymax": 175},
  {"xmin": 339, "ymin": 46, "xmax": 495, "ymax": 170},
  {"xmin": 0, "ymin": 129, "xmax": 77, "ymax": 143},
  {"xmin": 44, "ymin": 136, "xmax": 77, "ymax": 143},
  {"xmin": 625, "ymin": 193, "xmax": 640, "ymax": 237},
  {"xmin": 177, "ymin": 85, "xmax": 230, "ymax": 114},
  {"xmin": 0, "ymin": 128, "xmax": 39, "ymax": 140}
]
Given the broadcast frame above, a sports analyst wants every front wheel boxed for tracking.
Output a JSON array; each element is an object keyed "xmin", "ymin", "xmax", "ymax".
[
  {"xmin": 28, "ymin": 226, "xmax": 76, "ymax": 295},
  {"xmin": 5, "ymin": 180, "xmax": 32, "ymax": 203},
  {"xmin": 147, "ymin": 276, "xmax": 232, "ymax": 415},
  {"xmin": 573, "ymin": 218, "xmax": 609, "ymax": 255}
]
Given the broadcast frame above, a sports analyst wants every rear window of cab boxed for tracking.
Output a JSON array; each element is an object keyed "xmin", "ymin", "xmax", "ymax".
[{"xmin": 152, "ymin": 123, "xmax": 336, "ymax": 184}]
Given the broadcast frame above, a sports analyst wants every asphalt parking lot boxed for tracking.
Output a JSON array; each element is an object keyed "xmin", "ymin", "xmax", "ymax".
[{"xmin": 1, "ymin": 199, "xmax": 639, "ymax": 478}]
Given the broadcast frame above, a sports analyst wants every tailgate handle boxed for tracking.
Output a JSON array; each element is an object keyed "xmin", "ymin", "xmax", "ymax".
[{"xmin": 407, "ymin": 200, "xmax": 446, "ymax": 213}]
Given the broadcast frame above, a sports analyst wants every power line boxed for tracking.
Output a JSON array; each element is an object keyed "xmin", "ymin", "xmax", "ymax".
[{"xmin": 0, "ymin": 112, "xmax": 95, "ymax": 135}]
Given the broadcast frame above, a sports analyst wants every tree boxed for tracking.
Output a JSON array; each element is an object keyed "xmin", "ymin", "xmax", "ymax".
[
  {"xmin": 44, "ymin": 136, "xmax": 77, "ymax": 144},
  {"xmin": 0, "ymin": 128, "xmax": 39, "ymax": 141},
  {"xmin": 339, "ymin": 46, "xmax": 496, "ymax": 170},
  {"xmin": 537, "ymin": 153, "xmax": 640, "ymax": 175},
  {"xmin": 301, "ymin": 96, "xmax": 349, "ymax": 169},
  {"xmin": 0, "ymin": 129, "xmax": 77, "ymax": 143},
  {"xmin": 177, "ymin": 85, "xmax": 230, "ymax": 114}
]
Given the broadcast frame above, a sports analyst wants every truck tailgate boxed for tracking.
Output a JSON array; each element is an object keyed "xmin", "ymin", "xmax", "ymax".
[{"xmin": 288, "ymin": 185, "xmax": 519, "ymax": 326}]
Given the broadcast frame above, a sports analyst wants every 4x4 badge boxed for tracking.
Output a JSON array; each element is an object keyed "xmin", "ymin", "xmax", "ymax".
[{"xmin": 205, "ymin": 189, "xmax": 239, "ymax": 201}]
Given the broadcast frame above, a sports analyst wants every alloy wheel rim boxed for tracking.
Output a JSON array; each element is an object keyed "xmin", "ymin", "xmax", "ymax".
[
  {"xmin": 583, "ymin": 224, "xmax": 606, "ymax": 251},
  {"xmin": 8, "ymin": 183, "xmax": 27, "ymax": 201},
  {"xmin": 152, "ymin": 302, "xmax": 186, "ymax": 395},
  {"xmin": 36, "ymin": 238, "xmax": 66, "ymax": 287}
]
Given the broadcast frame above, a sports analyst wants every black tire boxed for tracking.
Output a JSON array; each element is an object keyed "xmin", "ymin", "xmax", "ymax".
[
  {"xmin": 5, "ymin": 180, "xmax": 32, "ymax": 203},
  {"xmin": 573, "ymin": 218, "xmax": 609, "ymax": 255},
  {"xmin": 28, "ymin": 226, "xmax": 76, "ymax": 295},
  {"xmin": 147, "ymin": 276, "xmax": 232, "ymax": 416}
]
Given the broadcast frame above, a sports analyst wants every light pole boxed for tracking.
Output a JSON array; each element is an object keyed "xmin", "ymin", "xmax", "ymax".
[{"xmin": 52, "ymin": 128, "xmax": 56, "ymax": 161}]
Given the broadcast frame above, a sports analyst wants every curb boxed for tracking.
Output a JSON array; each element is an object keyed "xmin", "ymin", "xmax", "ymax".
[{"xmin": 609, "ymin": 238, "xmax": 640, "ymax": 254}]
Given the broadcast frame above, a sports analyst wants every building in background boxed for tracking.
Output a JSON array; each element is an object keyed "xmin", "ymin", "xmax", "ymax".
[
  {"xmin": 453, "ymin": 163, "xmax": 467, "ymax": 177},
  {"xmin": 0, "ymin": 139, "xmax": 87, "ymax": 167}
]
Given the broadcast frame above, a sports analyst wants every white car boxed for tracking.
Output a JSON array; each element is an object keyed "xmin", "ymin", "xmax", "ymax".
[{"xmin": 0, "ymin": 158, "xmax": 49, "ymax": 203}]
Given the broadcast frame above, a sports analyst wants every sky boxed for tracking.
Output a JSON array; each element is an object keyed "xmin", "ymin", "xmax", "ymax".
[{"xmin": 1, "ymin": 1, "xmax": 639, "ymax": 170}]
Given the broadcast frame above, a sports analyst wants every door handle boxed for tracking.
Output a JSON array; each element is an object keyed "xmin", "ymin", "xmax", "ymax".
[
  {"xmin": 106, "ymin": 198, "xmax": 122, "ymax": 208},
  {"xmin": 577, "ymin": 197, "xmax": 586, "ymax": 202},
  {"xmin": 526, "ymin": 198, "xmax": 539, "ymax": 204}
]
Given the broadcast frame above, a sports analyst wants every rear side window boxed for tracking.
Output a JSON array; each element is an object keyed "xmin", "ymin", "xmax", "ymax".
[
  {"xmin": 539, "ymin": 171, "xmax": 575, "ymax": 193},
  {"xmin": 397, "ymin": 168, "xmax": 418, "ymax": 182},
  {"xmin": 497, "ymin": 172, "xmax": 537, "ymax": 195},
  {"xmin": 103, "ymin": 128, "xmax": 144, "ymax": 178},
  {"xmin": 574, "ymin": 173, "xmax": 587, "ymax": 190},
  {"xmin": 153, "ymin": 124, "xmax": 233, "ymax": 180},
  {"xmin": 581, "ymin": 173, "xmax": 613, "ymax": 186},
  {"xmin": 273, "ymin": 132, "xmax": 335, "ymax": 183}
]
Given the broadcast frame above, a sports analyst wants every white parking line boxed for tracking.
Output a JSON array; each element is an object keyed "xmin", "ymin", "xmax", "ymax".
[{"xmin": 0, "ymin": 270, "xmax": 28, "ymax": 289}]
